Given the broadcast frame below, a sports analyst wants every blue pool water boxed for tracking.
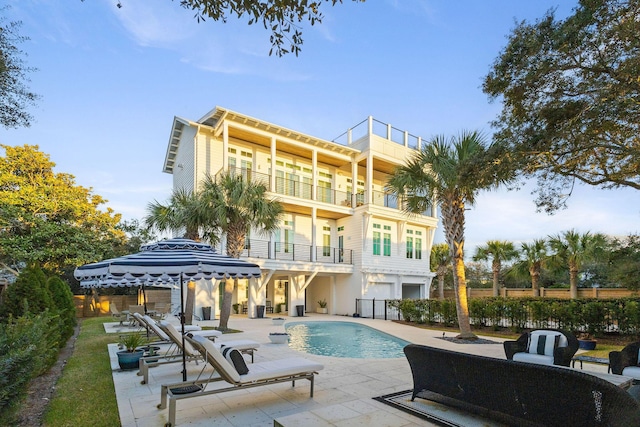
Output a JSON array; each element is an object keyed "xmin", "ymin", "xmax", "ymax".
[{"xmin": 285, "ymin": 321, "xmax": 410, "ymax": 358}]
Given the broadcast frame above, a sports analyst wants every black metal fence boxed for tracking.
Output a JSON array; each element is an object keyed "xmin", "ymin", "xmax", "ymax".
[{"xmin": 355, "ymin": 299, "xmax": 401, "ymax": 320}]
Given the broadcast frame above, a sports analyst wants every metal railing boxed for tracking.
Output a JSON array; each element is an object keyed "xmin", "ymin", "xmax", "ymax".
[
  {"xmin": 228, "ymin": 239, "xmax": 353, "ymax": 265},
  {"xmin": 355, "ymin": 299, "xmax": 401, "ymax": 320}
]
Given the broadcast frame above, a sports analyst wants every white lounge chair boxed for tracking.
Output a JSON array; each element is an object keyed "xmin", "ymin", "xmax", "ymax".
[{"xmin": 158, "ymin": 334, "xmax": 323, "ymax": 427}]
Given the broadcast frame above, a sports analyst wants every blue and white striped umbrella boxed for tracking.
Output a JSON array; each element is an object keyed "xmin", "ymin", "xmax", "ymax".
[{"xmin": 74, "ymin": 238, "xmax": 262, "ymax": 381}]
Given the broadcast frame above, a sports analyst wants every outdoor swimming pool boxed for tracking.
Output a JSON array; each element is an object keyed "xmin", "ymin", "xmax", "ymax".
[{"xmin": 285, "ymin": 321, "xmax": 410, "ymax": 358}]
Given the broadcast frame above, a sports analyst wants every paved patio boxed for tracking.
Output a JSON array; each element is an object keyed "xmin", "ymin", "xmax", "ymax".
[{"xmin": 107, "ymin": 314, "xmax": 610, "ymax": 426}]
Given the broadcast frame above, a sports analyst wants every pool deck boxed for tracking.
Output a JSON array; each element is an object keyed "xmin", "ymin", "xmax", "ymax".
[{"xmin": 107, "ymin": 314, "xmax": 611, "ymax": 426}]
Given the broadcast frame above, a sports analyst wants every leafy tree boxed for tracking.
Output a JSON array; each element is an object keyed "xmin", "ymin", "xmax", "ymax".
[
  {"xmin": 430, "ymin": 243, "xmax": 450, "ymax": 300},
  {"xmin": 0, "ymin": 264, "xmax": 49, "ymax": 320},
  {"xmin": 110, "ymin": 0, "xmax": 365, "ymax": 56},
  {"xmin": 483, "ymin": 0, "xmax": 640, "ymax": 213},
  {"xmin": 47, "ymin": 275, "xmax": 76, "ymax": 343},
  {"xmin": 200, "ymin": 172, "xmax": 282, "ymax": 330},
  {"xmin": 0, "ymin": 145, "xmax": 126, "ymax": 276},
  {"xmin": 607, "ymin": 234, "xmax": 640, "ymax": 289},
  {"xmin": 386, "ymin": 131, "xmax": 513, "ymax": 339},
  {"xmin": 548, "ymin": 230, "xmax": 606, "ymax": 298},
  {"xmin": 472, "ymin": 240, "xmax": 518, "ymax": 296},
  {"xmin": 0, "ymin": 9, "xmax": 38, "ymax": 129}
]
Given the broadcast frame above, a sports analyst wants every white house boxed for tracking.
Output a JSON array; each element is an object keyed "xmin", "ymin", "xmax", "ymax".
[{"xmin": 163, "ymin": 107, "xmax": 437, "ymax": 319}]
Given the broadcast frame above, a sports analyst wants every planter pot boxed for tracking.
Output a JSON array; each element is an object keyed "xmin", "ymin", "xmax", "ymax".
[
  {"xmin": 117, "ymin": 349, "xmax": 144, "ymax": 370},
  {"xmin": 272, "ymin": 318, "xmax": 286, "ymax": 326},
  {"xmin": 269, "ymin": 333, "xmax": 289, "ymax": 344},
  {"xmin": 316, "ymin": 308, "xmax": 328, "ymax": 314},
  {"xmin": 578, "ymin": 339, "xmax": 597, "ymax": 350}
]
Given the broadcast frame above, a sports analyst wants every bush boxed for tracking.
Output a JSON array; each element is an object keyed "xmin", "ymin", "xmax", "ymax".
[
  {"xmin": 0, "ymin": 265, "xmax": 50, "ymax": 320},
  {"xmin": 0, "ymin": 313, "xmax": 60, "ymax": 425},
  {"xmin": 47, "ymin": 276, "xmax": 77, "ymax": 344}
]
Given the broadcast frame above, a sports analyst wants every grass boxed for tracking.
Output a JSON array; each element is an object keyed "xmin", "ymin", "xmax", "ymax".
[
  {"xmin": 579, "ymin": 344, "xmax": 623, "ymax": 359},
  {"xmin": 43, "ymin": 317, "xmax": 120, "ymax": 427}
]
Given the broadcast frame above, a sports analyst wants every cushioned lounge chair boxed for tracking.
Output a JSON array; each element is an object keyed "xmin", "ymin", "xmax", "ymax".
[
  {"xmin": 503, "ymin": 329, "xmax": 578, "ymax": 366},
  {"xmin": 610, "ymin": 341, "xmax": 640, "ymax": 378},
  {"xmin": 158, "ymin": 334, "xmax": 323, "ymax": 427},
  {"xmin": 110, "ymin": 304, "xmax": 127, "ymax": 325},
  {"xmin": 138, "ymin": 319, "xmax": 259, "ymax": 385}
]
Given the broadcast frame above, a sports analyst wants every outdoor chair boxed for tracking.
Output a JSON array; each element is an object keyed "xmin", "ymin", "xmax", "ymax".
[
  {"xmin": 265, "ymin": 300, "xmax": 274, "ymax": 314},
  {"xmin": 158, "ymin": 334, "xmax": 323, "ymax": 427},
  {"xmin": 241, "ymin": 301, "xmax": 248, "ymax": 314},
  {"xmin": 610, "ymin": 341, "xmax": 640, "ymax": 378},
  {"xmin": 128, "ymin": 305, "xmax": 145, "ymax": 326},
  {"xmin": 503, "ymin": 329, "xmax": 578, "ymax": 367},
  {"xmin": 110, "ymin": 304, "xmax": 127, "ymax": 325}
]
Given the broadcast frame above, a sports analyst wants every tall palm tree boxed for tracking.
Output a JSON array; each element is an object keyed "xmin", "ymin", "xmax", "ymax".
[
  {"xmin": 386, "ymin": 131, "xmax": 513, "ymax": 339},
  {"xmin": 548, "ymin": 230, "xmax": 606, "ymax": 299},
  {"xmin": 473, "ymin": 240, "xmax": 518, "ymax": 297},
  {"xmin": 201, "ymin": 172, "xmax": 283, "ymax": 330},
  {"xmin": 430, "ymin": 243, "xmax": 451, "ymax": 300}
]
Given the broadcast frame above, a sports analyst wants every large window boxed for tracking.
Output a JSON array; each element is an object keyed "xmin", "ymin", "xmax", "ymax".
[
  {"xmin": 406, "ymin": 229, "xmax": 414, "ymax": 259},
  {"xmin": 322, "ymin": 226, "xmax": 331, "ymax": 256},
  {"xmin": 275, "ymin": 220, "xmax": 294, "ymax": 253},
  {"xmin": 407, "ymin": 229, "xmax": 423, "ymax": 259},
  {"xmin": 415, "ymin": 231, "xmax": 422, "ymax": 260},
  {"xmin": 373, "ymin": 224, "xmax": 381, "ymax": 256},
  {"xmin": 383, "ymin": 225, "xmax": 391, "ymax": 257}
]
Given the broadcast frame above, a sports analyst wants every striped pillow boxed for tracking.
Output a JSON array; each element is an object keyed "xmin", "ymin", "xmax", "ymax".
[
  {"xmin": 527, "ymin": 332, "xmax": 561, "ymax": 356},
  {"xmin": 220, "ymin": 345, "xmax": 249, "ymax": 375}
]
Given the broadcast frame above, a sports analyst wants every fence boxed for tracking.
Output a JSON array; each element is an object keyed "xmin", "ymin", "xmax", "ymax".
[
  {"xmin": 73, "ymin": 289, "xmax": 171, "ymax": 318},
  {"xmin": 440, "ymin": 287, "xmax": 640, "ymax": 300},
  {"xmin": 355, "ymin": 299, "xmax": 401, "ymax": 320}
]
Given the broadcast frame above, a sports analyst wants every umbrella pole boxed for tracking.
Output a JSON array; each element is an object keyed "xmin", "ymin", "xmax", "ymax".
[{"xmin": 180, "ymin": 273, "xmax": 187, "ymax": 382}]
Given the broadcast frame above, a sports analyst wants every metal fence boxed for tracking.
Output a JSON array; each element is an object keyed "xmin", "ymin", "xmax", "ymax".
[{"xmin": 355, "ymin": 299, "xmax": 401, "ymax": 320}]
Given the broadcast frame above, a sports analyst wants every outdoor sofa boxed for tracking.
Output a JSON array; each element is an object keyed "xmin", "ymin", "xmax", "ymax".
[
  {"xmin": 404, "ymin": 344, "xmax": 640, "ymax": 427},
  {"xmin": 158, "ymin": 334, "xmax": 323, "ymax": 427},
  {"xmin": 503, "ymin": 328, "xmax": 578, "ymax": 366},
  {"xmin": 610, "ymin": 341, "xmax": 640, "ymax": 379}
]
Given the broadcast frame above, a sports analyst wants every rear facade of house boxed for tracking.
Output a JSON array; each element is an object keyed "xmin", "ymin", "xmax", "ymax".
[{"xmin": 163, "ymin": 107, "xmax": 438, "ymax": 319}]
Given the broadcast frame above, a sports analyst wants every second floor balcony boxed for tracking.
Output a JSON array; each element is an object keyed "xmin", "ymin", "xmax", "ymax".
[{"xmin": 217, "ymin": 238, "xmax": 354, "ymax": 265}]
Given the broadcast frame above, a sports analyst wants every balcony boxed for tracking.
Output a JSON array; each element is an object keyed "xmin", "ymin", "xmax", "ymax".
[{"xmin": 219, "ymin": 239, "xmax": 353, "ymax": 265}]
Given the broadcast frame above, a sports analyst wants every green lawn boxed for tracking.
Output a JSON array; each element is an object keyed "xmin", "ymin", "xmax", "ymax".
[{"xmin": 44, "ymin": 317, "xmax": 120, "ymax": 427}]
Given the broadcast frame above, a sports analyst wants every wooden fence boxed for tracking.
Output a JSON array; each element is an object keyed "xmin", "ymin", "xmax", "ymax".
[
  {"xmin": 73, "ymin": 289, "xmax": 171, "ymax": 318},
  {"xmin": 440, "ymin": 287, "xmax": 639, "ymax": 300}
]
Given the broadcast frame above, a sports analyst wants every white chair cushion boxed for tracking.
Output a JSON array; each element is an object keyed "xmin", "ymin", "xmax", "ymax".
[
  {"xmin": 622, "ymin": 366, "xmax": 640, "ymax": 380},
  {"xmin": 513, "ymin": 352, "xmax": 555, "ymax": 366},
  {"xmin": 528, "ymin": 331, "xmax": 563, "ymax": 356}
]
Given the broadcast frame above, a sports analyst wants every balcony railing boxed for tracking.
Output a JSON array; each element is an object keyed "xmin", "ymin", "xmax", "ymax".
[
  {"xmin": 219, "ymin": 166, "xmax": 432, "ymax": 216},
  {"xmin": 223, "ymin": 239, "xmax": 353, "ymax": 265}
]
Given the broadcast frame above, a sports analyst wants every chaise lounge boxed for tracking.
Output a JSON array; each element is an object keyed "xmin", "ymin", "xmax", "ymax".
[
  {"xmin": 503, "ymin": 328, "xmax": 578, "ymax": 366},
  {"xmin": 158, "ymin": 334, "xmax": 323, "ymax": 427}
]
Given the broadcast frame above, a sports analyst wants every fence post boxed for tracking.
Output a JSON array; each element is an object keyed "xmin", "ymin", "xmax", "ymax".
[
  {"xmin": 372, "ymin": 298, "xmax": 375, "ymax": 319},
  {"xmin": 384, "ymin": 299, "xmax": 388, "ymax": 321}
]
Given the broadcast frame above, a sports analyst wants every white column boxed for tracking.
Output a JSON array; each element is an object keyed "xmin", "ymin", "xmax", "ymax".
[
  {"xmin": 351, "ymin": 156, "xmax": 358, "ymax": 206},
  {"xmin": 312, "ymin": 149, "xmax": 317, "ymax": 201},
  {"xmin": 270, "ymin": 137, "xmax": 276, "ymax": 191},
  {"xmin": 311, "ymin": 206, "xmax": 317, "ymax": 262},
  {"xmin": 222, "ymin": 121, "xmax": 229, "ymax": 171}
]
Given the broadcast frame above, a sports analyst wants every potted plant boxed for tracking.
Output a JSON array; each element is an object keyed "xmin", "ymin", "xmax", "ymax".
[
  {"xmin": 577, "ymin": 332, "xmax": 597, "ymax": 350},
  {"xmin": 117, "ymin": 333, "xmax": 146, "ymax": 370},
  {"xmin": 272, "ymin": 317, "xmax": 286, "ymax": 326},
  {"xmin": 232, "ymin": 303, "xmax": 240, "ymax": 314},
  {"xmin": 317, "ymin": 298, "xmax": 328, "ymax": 314},
  {"xmin": 269, "ymin": 332, "xmax": 289, "ymax": 344}
]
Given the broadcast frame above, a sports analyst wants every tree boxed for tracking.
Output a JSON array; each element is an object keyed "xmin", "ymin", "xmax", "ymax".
[
  {"xmin": 430, "ymin": 243, "xmax": 450, "ymax": 300},
  {"xmin": 483, "ymin": 0, "xmax": 640, "ymax": 213},
  {"xmin": 509, "ymin": 239, "xmax": 548, "ymax": 296},
  {"xmin": 0, "ymin": 9, "xmax": 38, "ymax": 128},
  {"xmin": 472, "ymin": 240, "xmax": 518, "ymax": 297},
  {"xmin": 548, "ymin": 230, "xmax": 606, "ymax": 299},
  {"xmin": 47, "ymin": 275, "xmax": 76, "ymax": 343},
  {"xmin": 0, "ymin": 145, "xmax": 126, "ymax": 276},
  {"xmin": 386, "ymin": 131, "xmax": 513, "ymax": 339},
  {"xmin": 200, "ymin": 172, "xmax": 282, "ymax": 330},
  {"xmin": 607, "ymin": 234, "xmax": 640, "ymax": 289},
  {"xmin": 0, "ymin": 264, "xmax": 49, "ymax": 320},
  {"xmin": 111, "ymin": 0, "xmax": 365, "ymax": 56}
]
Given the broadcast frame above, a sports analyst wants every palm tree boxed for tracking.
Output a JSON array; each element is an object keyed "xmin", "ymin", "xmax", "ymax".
[
  {"xmin": 520, "ymin": 239, "xmax": 548, "ymax": 297},
  {"xmin": 473, "ymin": 240, "xmax": 518, "ymax": 297},
  {"xmin": 386, "ymin": 131, "xmax": 513, "ymax": 339},
  {"xmin": 548, "ymin": 230, "xmax": 606, "ymax": 299},
  {"xmin": 430, "ymin": 243, "xmax": 451, "ymax": 300},
  {"xmin": 201, "ymin": 172, "xmax": 283, "ymax": 330}
]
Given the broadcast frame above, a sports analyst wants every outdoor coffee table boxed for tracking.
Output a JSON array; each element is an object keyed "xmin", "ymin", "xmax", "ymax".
[
  {"xmin": 572, "ymin": 355, "xmax": 611, "ymax": 372},
  {"xmin": 586, "ymin": 371, "xmax": 634, "ymax": 390}
]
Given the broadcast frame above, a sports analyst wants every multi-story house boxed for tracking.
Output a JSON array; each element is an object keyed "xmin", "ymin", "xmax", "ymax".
[{"xmin": 163, "ymin": 107, "xmax": 437, "ymax": 319}]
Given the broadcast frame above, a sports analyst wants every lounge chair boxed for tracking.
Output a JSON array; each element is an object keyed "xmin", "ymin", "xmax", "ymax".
[
  {"xmin": 138, "ymin": 319, "xmax": 259, "ymax": 385},
  {"xmin": 110, "ymin": 304, "xmax": 127, "ymax": 325},
  {"xmin": 503, "ymin": 329, "xmax": 578, "ymax": 366},
  {"xmin": 158, "ymin": 334, "xmax": 323, "ymax": 427},
  {"xmin": 610, "ymin": 341, "xmax": 640, "ymax": 378}
]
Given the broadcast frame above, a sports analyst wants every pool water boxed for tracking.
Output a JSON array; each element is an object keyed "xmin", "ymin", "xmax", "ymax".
[{"xmin": 285, "ymin": 321, "xmax": 410, "ymax": 358}]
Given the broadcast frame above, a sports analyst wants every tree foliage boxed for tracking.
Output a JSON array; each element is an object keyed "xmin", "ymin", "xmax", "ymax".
[
  {"xmin": 0, "ymin": 145, "xmax": 126, "ymax": 275},
  {"xmin": 113, "ymin": 0, "xmax": 365, "ymax": 56},
  {"xmin": 483, "ymin": 0, "xmax": 640, "ymax": 212},
  {"xmin": 0, "ymin": 264, "xmax": 50, "ymax": 320},
  {"xmin": 472, "ymin": 240, "xmax": 518, "ymax": 296},
  {"xmin": 0, "ymin": 8, "xmax": 38, "ymax": 129}
]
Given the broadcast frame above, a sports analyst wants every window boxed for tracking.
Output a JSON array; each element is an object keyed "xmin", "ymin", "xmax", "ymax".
[
  {"xmin": 383, "ymin": 225, "xmax": 391, "ymax": 256},
  {"xmin": 407, "ymin": 229, "xmax": 422, "ymax": 259},
  {"xmin": 275, "ymin": 220, "xmax": 294, "ymax": 253},
  {"xmin": 415, "ymin": 231, "xmax": 422, "ymax": 260},
  {"xmin": 373, "ymin": 224, "xmax": 381, "ymax": 256},
  {"xmin": 323, "ymin": 226, "xmax": 331, "ymax": 256},
  {"xmin": 406, "ymin": 237, "xmax": 414, "ymax": 259}
]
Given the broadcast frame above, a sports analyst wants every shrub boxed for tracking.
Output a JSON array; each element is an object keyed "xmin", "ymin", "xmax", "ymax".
[
  {"xmin": 0, "ymin": 265, "xmax": 50, "ymax": 320},
  {"xmin": 47, "ymin": 276, "xmax": 77, "ymax": 344}
]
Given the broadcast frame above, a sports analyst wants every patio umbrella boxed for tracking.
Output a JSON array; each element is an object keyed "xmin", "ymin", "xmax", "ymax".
[{"xmin": 74, "ymin": 238, "xmax": 262, "ymax": 381}]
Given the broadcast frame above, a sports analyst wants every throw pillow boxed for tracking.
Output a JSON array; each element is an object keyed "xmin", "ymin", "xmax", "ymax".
[
  {"xmin": 528, "ymin": 332, "xmax": 560, "ymax": 356},
  {"xmin": 220, "ymin": 345, "xmax": 249, "ymax": 375}
]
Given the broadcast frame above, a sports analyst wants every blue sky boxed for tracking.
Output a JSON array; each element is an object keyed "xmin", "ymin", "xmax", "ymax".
[{"xmin": 2, "ymin": 0, "xmax": 639, "ymax": 253}]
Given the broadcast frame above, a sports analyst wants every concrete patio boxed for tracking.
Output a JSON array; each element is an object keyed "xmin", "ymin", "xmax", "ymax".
[{"xmin": 106, "ymin": 314, "xmax": 611, "ymax": 426}]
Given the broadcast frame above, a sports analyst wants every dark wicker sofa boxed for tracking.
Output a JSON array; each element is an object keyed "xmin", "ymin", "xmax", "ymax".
[
  {"xmin": 503, "ymin": 329, "xmax": 579, "ymax": 366},
  {"xmin": 404, "ymin": 344, "xmax": 640, "ymax": 427}
]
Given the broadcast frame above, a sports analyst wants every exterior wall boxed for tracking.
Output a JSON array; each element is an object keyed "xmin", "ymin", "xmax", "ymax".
[{"xmin": 173, "ymin": 125, "xmax": 197, "ymax": 191}]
